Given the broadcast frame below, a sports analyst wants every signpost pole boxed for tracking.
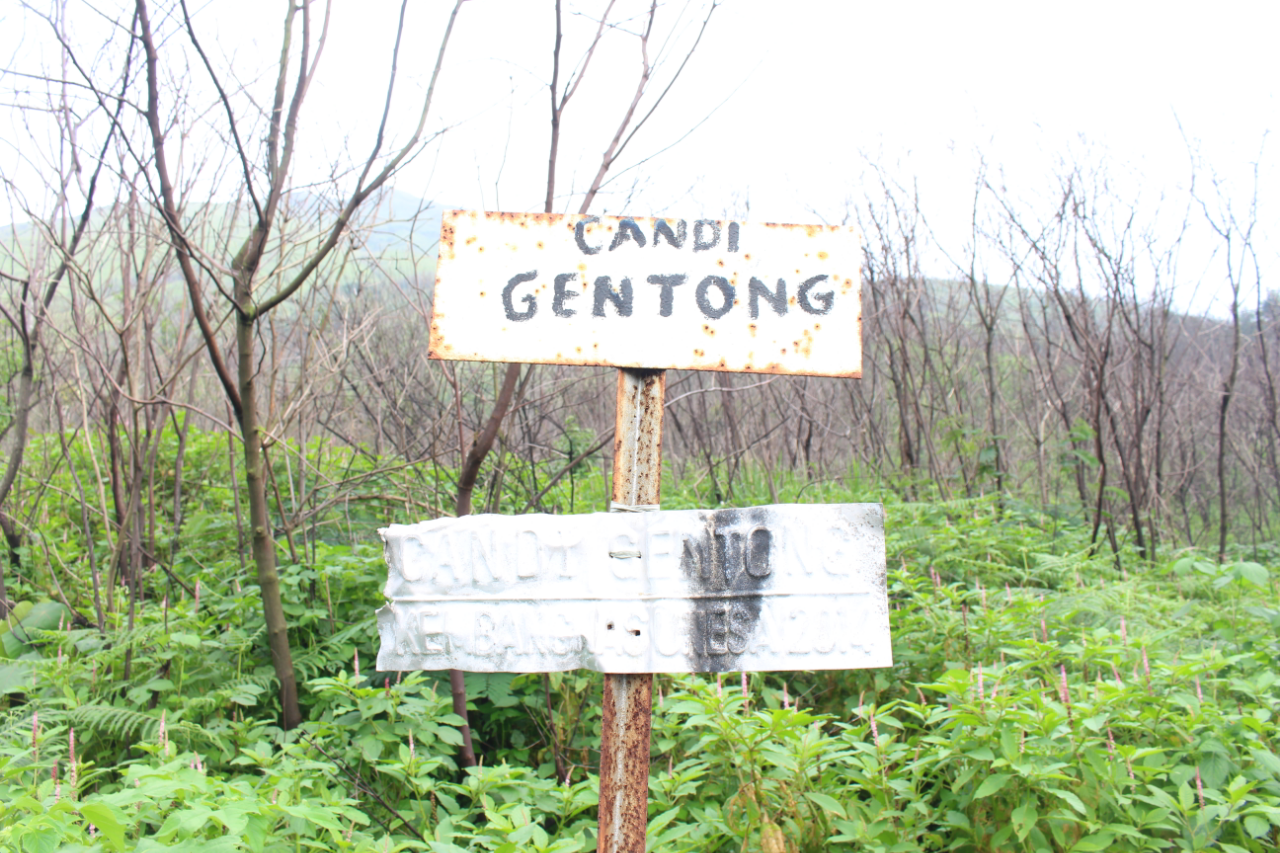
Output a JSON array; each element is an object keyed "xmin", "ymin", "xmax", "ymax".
[{"xmin": 597, "ymin": 367, "xmax": 665, "ymax": 853}]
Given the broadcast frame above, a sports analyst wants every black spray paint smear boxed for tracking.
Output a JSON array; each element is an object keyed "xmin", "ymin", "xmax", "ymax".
[{"xmin": 680, "ymin": 507, "xmax": 773, "ymax": 672}]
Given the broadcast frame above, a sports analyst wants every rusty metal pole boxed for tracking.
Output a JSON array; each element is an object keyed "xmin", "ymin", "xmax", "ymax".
[{"xmin": 598, "ymin": 367, "xmax": 664, "ymax": 853}]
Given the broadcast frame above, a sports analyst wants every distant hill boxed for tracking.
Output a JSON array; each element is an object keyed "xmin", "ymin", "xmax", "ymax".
[{"xmin": 0, "ymin": 189, "xmax": 450, "ymax": 291}]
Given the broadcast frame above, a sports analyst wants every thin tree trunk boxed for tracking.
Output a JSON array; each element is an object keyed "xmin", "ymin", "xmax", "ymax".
[{"xmin": 237, "ymin": 311, "xmax": 301, "ymax": 729}]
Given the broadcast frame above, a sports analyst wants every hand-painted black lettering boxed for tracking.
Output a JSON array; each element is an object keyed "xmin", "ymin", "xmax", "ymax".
[
  {"xmin": 653, "ymin": 218, "xmax": 687, "ymax": 249},
  {"xmin": 647, "ymin": 274, "xmax": 686, "ymax": 317},
  {"xmin": 592, "ymin": 275, "xmax": 633, "ymax": 317},
  {"xmin": 609, "ymin": 218, "xmax": 646, "ymax": 250},
  {"xmin": 728, "ymin": 221, "xmax": 740, "ymax": 252},
  {"xmin": 502, "ymin": 271, "xmax": 538, "ymax": 321},
  {"xmin": 695, "ymin": 275, "xmax": 734, "ymax": 320},
  {"xmin": 693, "ymin": 220, "xmax": 721, "ymax": 252},
  {"xmin": 553, "ymin": 272, "xmax": 579, "ymax": 317},
  {"xmin": 748, "ymin": 277, "xmax": 787, "ymax": 319},
  {"xmin": 575, "ymin": 216, "xmax": 602, "ymax": 255},
  {"xmin": 797, "ymin": 274, "xmax": 834, "ymax": 315}
]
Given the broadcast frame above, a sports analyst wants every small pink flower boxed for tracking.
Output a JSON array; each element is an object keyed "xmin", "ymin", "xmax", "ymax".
[
  {"xmin": 869, "ymin": 713, "xmax": 880, "ymax": 748},
  {"xmin": 1105, "ymin": 726, "xmax": 1116, "ymax": 756},
  {"xmin": 354, "ymin": 650, "xmax": 360, "ymax": 681},
  {"xmin": 1195, "ymin": 766, "xmax": 1205, "ymax": 809},
  {"xmin": 976, "ymin": 666, "xmax": 985, "ymax": 705},
  {"xmin": 1195, "ymin": 675, "xmax": 1203, "ymax": 703},
  {"xmin": 408, "ymin": 732, "xmax": 416, "ymax": 763},
  {"xmin": 1120, "ymin": 617, "xmax": 1128, "ymax": 646},
  {"xmin": 741, "ymin": 671, "xmax": 748, "ymax": 702}
]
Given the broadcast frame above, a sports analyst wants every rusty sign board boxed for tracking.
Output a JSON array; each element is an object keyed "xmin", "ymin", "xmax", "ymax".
[
  {"xmin": 375, "ymin": 503, "xmax": 890, "ymax": 674},
  {"xmin": 430, "ymin": 211, "xmax": 861, "ymax": 378}
]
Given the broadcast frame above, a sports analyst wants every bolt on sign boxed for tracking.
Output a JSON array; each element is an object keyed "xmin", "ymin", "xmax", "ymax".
[
  {"xmin": 429, "ymin": 211, "xmax": 862, "ymax": 378},
  {"xmin": 375, "ymin": 504, "xmax": 890, "ymax": 674}
]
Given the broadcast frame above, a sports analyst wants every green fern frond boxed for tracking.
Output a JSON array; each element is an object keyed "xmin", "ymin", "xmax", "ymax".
[{"xmin": 64, "ymin": 703, "xmax": 163, "ymax": 742}]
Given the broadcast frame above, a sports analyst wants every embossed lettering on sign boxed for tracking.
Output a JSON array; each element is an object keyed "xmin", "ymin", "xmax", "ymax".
[{"xmin": 375, "ymin": 503, "xmax": 891, "ymax": 674}]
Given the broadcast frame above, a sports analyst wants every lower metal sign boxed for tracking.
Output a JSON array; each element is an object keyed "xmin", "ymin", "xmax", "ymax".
[{"xmin": 375, "ymin": 503, "xmax": 890, "ymax": 673}]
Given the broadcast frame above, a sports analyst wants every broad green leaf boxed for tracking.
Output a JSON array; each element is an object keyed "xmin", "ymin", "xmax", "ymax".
[
  {"xmin": 2, "ymin": 601, "xmax": 71, "ymax": 658},
  {"xmin": 1071, "ymin": 832, "xmax": 1115, "ymax": 851},
  {"xmin": 806, "ymin": 792, "xmax": 846, "ymax": 818},
  {"xmin": 1251, "ymin": 748, "xmax": 1280, "ymax": 777},
  {"xmin": 1233, "ymin": 562, "xmax": 1269, "ymax": 586},
  {"xmin": 973, "ymin": 773, "xmax": 1013, "ymax": 799},
  {"xmin": 1046, "ymin": 788, "xmax": 1087, "ymax": 815},
  {"xmin": 1011, "ymin": 798, "xmax": 1038, "ymax": 840},
  {"xmin": 1243, "ymin": 814, "xmax": 1270, "ymax": 838},
  {"xmin": 79, "ymin": 802, "xmax": 127, "ymax": 849}
]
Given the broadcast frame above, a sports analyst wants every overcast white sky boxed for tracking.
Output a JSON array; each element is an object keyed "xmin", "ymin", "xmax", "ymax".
[{"xmin": 4, "ymin": 0, "xmax": 1277, "ymax": 312}]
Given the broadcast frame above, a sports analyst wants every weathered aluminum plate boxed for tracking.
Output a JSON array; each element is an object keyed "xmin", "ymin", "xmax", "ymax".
[
  {"xmin": 375, "ymin": 504, "xmax": 890, "ymax": 674},
  {"xmin": 430, "ymin": 211, "xmax": 861, "ymax": 378}
]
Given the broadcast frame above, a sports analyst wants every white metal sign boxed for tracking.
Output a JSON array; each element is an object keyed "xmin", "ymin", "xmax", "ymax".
[
  {"xmin": 375, "ymin": 503, "xmax": 890, "ymax": 674},
  {"xmin": 430, "ymin": 211, "xmax": 862, "ymax": 378}
]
